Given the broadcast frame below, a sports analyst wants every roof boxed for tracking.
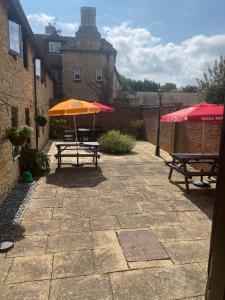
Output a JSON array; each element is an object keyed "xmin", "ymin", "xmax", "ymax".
[{"xmin": 7, "ymin": 0, "xmax": 55, "ymax": 81}]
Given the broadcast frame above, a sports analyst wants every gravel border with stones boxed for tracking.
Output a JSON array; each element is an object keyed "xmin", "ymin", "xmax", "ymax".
[{"xmin": 0, "ymin": 181, "xmax": 37, "ymax": 240}]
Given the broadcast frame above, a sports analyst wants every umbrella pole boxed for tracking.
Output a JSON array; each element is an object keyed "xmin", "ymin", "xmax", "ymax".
[
  {"xmin": 193, "ymin": 121, "xmax": 210, "ymax": 187},
  {"xmin": 72, "ymin": 116, "xmax": 83, "ymax": 167}
]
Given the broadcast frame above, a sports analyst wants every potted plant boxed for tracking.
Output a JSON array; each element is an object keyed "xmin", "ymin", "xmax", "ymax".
[
  {"xmin": 5, "ymin": 126, "xmax": 32, "ymax": 146},
  {"xmin": 35, "ymin": 115, "xmax": 47, "ymax": 127}
]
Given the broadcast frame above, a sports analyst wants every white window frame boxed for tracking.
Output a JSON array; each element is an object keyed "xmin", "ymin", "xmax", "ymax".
[
  {"xmin": 35, "ymin": 59, "xmax": 41, "ymax": 78},
  {"xmin": 74, "ymin": 67, "xmax": 81, "ymax": 81},
  {"xmin": 96, "ymin": 69, "xmax": 103, "ymax": 82},
  {"xmin": 49, "ymin": 41, "xmax": 61, "ymax": 54},
  {"xmin": 8, "ymin": 20, "xmax": 22, "ymax": 55}
]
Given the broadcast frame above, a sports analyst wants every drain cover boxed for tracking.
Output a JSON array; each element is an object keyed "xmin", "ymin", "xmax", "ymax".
[{"xmin": 117, "ymin": 230, "xmax": 169, "ymax": 262}]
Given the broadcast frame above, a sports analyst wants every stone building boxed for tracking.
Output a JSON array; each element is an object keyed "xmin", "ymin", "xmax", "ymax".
[
  {"xmin": 36, "ymin": 7, "xmax": 121, "ymax": 103},
  {"xmin": 0, "ymin": 0, "xmax": 54, "ymax": 200}
]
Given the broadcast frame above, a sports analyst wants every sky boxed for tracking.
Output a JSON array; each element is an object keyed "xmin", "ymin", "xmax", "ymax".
[{"xmin": 20, "ymin": 0, "xmax": 225, "ymax": 87}]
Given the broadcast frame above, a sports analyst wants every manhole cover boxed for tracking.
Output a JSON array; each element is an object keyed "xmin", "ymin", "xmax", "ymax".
[{"xmin": 117, "ymin": 230, "xmax": 169, "ymax": 262}]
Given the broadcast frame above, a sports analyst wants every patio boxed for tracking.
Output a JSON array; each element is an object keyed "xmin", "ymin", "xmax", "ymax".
[{"xmin": 0, "ymin": 141, "xmax": 215, "ymax": 299}]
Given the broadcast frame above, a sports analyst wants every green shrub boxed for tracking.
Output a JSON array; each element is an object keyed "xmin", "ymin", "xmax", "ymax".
[
  {"xmin": 98, "ymin": 130, "xmax": 135, "ymax": 154},
  {"xmin": 118, "ymin": 119, "xmax": 145, "ymax": 139},
  {"xmin": 50, "ymin": 119, "xmax": 67, "ymax": 138},
  {"xmin": 19, "ymin": 146, "xmax": 50, "ymax": 176}
]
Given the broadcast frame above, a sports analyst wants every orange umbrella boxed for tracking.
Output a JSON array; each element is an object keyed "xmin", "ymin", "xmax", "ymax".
[{"xmin": 47, "ymin": 99, "xmax": 100, "ymax": 141}]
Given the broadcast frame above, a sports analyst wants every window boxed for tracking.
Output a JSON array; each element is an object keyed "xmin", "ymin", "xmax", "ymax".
[
  {"xmin": 11, "ymin": 107, "xmax": 19, "ymax": 159},
  {"xmin": 74, "ymin": 67, "xmax": 81, "ymax": 81},
  {"xmin": 11, "ymin": 107, "xmax": 18, "ymax": 127},
  {"xmin": 96, "ymin": 69, "xmax": 103, "ymax": 82},
  {"xmin": 8, "ymin": 20, "xmax": 21, "ymax": 55},
  {"xmin": 35, "ymin": 59, "xmax": 41, "ymax": 78},
  {"xmin": 23, "ymin": 36, "xmax": 29, "ymax": 68},
  {"xmin": 25, "ymin": 108, "xmax": 30, "ymax": 126},
  {"xmin": 49, "ymin": 41, "xmax": 61, "ymax": 53}
]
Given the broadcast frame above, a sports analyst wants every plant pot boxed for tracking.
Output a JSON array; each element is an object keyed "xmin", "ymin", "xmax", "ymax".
[{"xmin": 9, "ymin": 137, "xmax": 26, "ymax": 146}]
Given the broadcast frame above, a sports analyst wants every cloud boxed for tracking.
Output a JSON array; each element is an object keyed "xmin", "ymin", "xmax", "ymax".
[
  {"xmin": 27, "ymin": 13, "xmax": 79, "ymax": 36},
  {"xmin": 104, "ymin": 22, "xmax": 225, "ymax": 86}
]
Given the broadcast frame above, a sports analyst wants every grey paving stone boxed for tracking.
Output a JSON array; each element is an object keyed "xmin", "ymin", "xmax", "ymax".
[
  {"xmin": 1, "ymin": 280, "xmax": 50, "ymax": 300},
  {"xmin": 90, "ymin": 216, "xmax": 120, "ymax": 231},
  {"xmin": 6, "ymin": 255, "xmax": 53, "ymax": 284},
  {"xmin": 15, "ymin": 220, "xmax": 61, "ymax": 236},
  {"xmin": 118, "ymin": 214, "xmax": 152, "ymax": 229},
  {"xmin": 163, "ymin": 240, "xmax": 210, "ymax": 264},
  {"xmin": 110, "ymin": 264, "xmax": 207, "ymax": 299},
  {"xmin": 52, "ymin": 250, "xmax": 94, "ymax": 278},
  {"xmin": 7, "ymin": 235, "xmax": 48, "ymax": 257},
  {"xmin": 50, "ymin": 274, "xmax": 113, "ymax": 300},
  {"xmin": 46, "ymin": 233, "xmax": 93, "ymax": 253},
  {"xmin": 0, "ymin": 257, "xmax": 13, "ymax": 284}
]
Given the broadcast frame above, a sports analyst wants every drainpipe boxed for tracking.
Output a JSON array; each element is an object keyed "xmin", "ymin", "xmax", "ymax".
[{"xmin": 33, "ymin": 57, "xmax": 38, "ymax": 150}]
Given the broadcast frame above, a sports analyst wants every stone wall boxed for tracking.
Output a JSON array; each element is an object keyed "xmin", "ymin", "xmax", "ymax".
[
  {"xmin": 62, "ymin": 51, "xmax": 116, "ymax": 102},
  {"xmin": 0, "ymin": 0, "xmax": 54, "ymax": 201},
  {"xmin": 36, "ymin": 74, "xmax": 54, "ymax": 150}
]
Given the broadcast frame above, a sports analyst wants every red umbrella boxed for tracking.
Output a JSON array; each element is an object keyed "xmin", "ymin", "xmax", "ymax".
[
  {"xmin": 161, "ymin": 103, "xmax": 224, "ymax": 123},
  {"xmin": 160, "ymin": 103, "xmax": 224, "ymax": 187},
  {"xmin": 93, "ymin": 102, "xmax": 115, "ymax": 112},
  {"xmin": 92, "ymin": 102, "xmax": 115, "ymax": 130}
]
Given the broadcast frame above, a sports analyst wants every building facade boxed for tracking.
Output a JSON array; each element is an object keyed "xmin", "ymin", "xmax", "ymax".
[
  {"xmin": 36, "ymin": 7, "xmax": 120, "ymax": 103},
  {"xmin": 0, "ymin": 0, "xmax": 54, "ymax": 200}
]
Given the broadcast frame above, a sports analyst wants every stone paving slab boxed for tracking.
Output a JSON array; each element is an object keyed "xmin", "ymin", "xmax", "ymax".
[
  {"xmin": 0, "ymin": 257, "xmax": 13, "ymax": 284},
  {"xmin": 1, "ymin": 280, "xmax": 50, "ymax": 300},
  {"xmin": 93, "ymin": 246, "xmax": 128, "ymax": 273},
  {"xmin": 0, "ymin": 141, "xmax": 214, "ymax": 299},
  {"xmin": 163, "ymin": 240, "xmax": 210, "ymax": 265},
  {"xmin": 110, "ymin": 264, "xmax": 207, "ymax": 299},
  {"xmin": 46, "ymin": 232, "xmax": 93, "ymax": 253},
  {"xmin": 15, "ymin": 220, "xmax": 61, "ymax": 236},
  {"xmin": 52, "ymin": 250, "xmax": 94, "ymax": 278},
  {"xmin": 90, "ymin": 216, "xmax": 120, "ymax": 231},
  {"xmin": 50, "ymin": 274, "xmax": 113, "ymax": 300},
  {"xmin": 60, "ymin": 218, "xmax": 90, "ymax": 233},
  {"xmin": 6, "ymin": 254, "xmax": 53, "ymax": 284},
  {"xmin": 6, "ymin": 235, "xmax": 48, "ymax": 257}
]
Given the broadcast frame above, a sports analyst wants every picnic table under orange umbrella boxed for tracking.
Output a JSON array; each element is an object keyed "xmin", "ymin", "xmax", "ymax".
[{"xmin": 48, "ymin": 99, "xmax": 100, "ymax": 141}]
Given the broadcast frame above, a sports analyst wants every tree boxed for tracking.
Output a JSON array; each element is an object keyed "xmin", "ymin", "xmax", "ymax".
[
  {"xmin": 182, "ymin": 85, "xmax": 197, "ymax": 93},
  {"xmin": 162, "ymin": 83, "xmax": 177, "ymax": 92},
  {"xmin": 119, "ymin": 74, "xmax": 160, "ymax": 92},
  {"xmin": 197, "ymin": 56, "xmax": 225, "ymax": 104}
]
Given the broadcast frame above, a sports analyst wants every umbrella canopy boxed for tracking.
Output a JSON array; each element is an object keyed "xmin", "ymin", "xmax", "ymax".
[
  {"xmin": 160, "ymin": 103, "xmax": 224, "ymax": 123},
  {"xmin": 93, "ymin": 102, "xmax": 115, "ymax": 112},
  {"xmin": 48, "ymin": 99, "xmax": 100, "ymax": 116}
]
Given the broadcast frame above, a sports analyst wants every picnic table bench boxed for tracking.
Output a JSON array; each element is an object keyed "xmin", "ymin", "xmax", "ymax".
[
  {"xmin": 165, "ymin": 153, "xmax": 219, "ymax": 192},
  {"xmin": 55, "ymin": 142, "xmax": 100, "ymax": 169}
]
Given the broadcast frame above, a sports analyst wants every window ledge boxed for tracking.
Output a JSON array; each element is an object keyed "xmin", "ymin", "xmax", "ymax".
[
  {"xmin": 74, "ymin": 79, "xmax": 81, "ymax": 82},
  {"xmin": 9, "ymin": 50, "xmax": 20, "ymax": 59}
]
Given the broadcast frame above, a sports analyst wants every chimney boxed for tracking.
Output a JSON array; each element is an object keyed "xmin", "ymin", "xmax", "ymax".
[
  {"xmin": 45, "ymin": 23, "xmax": 58, "ymax": 35},
  {"xmin": 80, "ymin": 7, "xmax": 96, "ymax": 27}
]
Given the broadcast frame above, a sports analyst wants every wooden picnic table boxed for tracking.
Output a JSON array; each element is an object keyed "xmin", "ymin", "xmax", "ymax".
[
  {"xmin": 55, "ymin": 142, "xmax": 100, "ymax": 169},
  {"xmin": 165, "ymin": 153, "xmax": 219, "ymax": 192}
]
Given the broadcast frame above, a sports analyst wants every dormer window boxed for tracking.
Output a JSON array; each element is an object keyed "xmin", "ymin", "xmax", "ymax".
[
  {"xmin": 49, "ymin": 41, "xmax": 61, "ymax": 53},
  {"xmin": 74, "ymin": 67, "xmax": 81, "ymax": 81},
  {"xmin": 8, "ymin": 20, "xmax": 21, "ymax": 55},
  {"xmin": 96, "ymin": 69, "xmax": 103, "ymax": 82}
]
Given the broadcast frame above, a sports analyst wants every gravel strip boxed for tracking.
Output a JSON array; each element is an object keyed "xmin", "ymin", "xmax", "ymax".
[{"xmin": 0, "ymin": 181, "xmax": 37, "ymax": 240}]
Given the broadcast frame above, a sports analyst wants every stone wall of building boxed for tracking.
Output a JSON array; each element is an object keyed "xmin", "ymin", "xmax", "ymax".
[
  {"xmin": 62, "ymin": 51, "xmax": 115, "ymax": 101},
  {"xmin": 0, "ymin": 0, "xmax": 54, "ymax": 201},
  {"xmin": 36, "ymin": 74, "xmax": 54, "ymax": 150}
]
